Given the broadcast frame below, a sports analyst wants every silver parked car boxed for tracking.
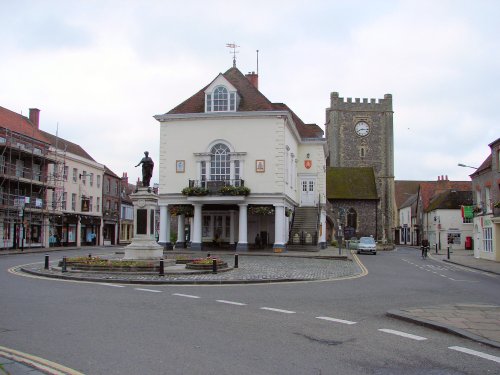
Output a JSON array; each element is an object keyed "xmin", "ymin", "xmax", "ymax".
[{"xmin": 357, "ymin": 236, "xmax": 377, "ymax": 255}]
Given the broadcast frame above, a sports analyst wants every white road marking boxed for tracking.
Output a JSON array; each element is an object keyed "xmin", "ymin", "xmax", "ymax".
[
  {"xmin": 378, "ymin": 329, "xmax": 427, "ymax": 341},
  {"xmin": 173, "ymin": 293, "xmax": 200, "ymax": 299},
  {"xmin": 449, "ymin": 346, "xmax": 500, "ymax": 364},
  {"xmin": 97, "ymin": 283, "xmax": 125, "ymax": 288},
  {"xmin": 216, "ymin": 300, "xmax": 247, "ymax": 306},
  {"xmin": 316, "ymin": 316, "xmax": 357, "ymax": 325},
  {"xmin": 134, "ymin": 288, "xmax": 162, "ymax": 293},
  {"xmin": 260, "ymin": 307, "xmax": 296, "ymax": 314}
]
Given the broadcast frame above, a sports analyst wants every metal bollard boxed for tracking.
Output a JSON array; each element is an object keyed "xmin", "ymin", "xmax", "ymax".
[
  {"xmin": 62, "ymin": 256, "xmax": 67, "ymax": 273},
  {"xmin": 44, "ymin": 254, "xmax": 49, "ymax": 270},
  {"xmin": 234, "ymin": 254, "xmax": 239, "ymax": 269},
  {"xmin": 159, "ymin": 259, "xmax": 164, "ymax": 276},
  {"xmin": 447, "ymin": 246, "xmax": 450, "ymax": 260},
  {"xmin": 435, "ymin": 244, "xmax": 438, "ymax": 254},
  {"xmin": 212, "ymin": 258, "xmax": 217, "ymax": 274}
]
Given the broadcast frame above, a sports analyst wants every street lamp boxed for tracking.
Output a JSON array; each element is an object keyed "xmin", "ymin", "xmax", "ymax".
[{"xmin": 457, "ymin": 163, "xmax": 478, "ymax": 169}]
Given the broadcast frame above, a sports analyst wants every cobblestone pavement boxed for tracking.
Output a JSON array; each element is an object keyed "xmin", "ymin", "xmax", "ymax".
[{"xmin": 17, "ymin": 252, "xmax": 362, "ymax": 285}]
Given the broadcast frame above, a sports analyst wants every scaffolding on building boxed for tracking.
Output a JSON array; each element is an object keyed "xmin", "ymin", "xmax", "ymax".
[{"xmin": 0, "ymin": 126, "xmax": 66, "ymax": 250}]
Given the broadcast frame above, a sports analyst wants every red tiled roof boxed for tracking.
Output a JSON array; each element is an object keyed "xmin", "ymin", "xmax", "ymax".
[
  {"xmin": 395, "ymin": 180, "xmax": 424, "ymax": 208},
  {"xmin": 39, "ymin": 129, "xmax": 96, "ymax": 162},
  {"xmin": 0, "ymin": 106, "xmax": 50, "ymax": 144},
  {"xmin": 165, "ymin": 67, "xmax": 322, "ymax": 139},
  {"xmin": 272, "ymin": 103, "xmax": 323, "ymax": 138},
  {"xmin": 418, "ymin": 180, "xmax": 472, "ymax": 210},
  {"xmin": 104, "ymin": 165, "xmax": 120, "ymax": 178}
]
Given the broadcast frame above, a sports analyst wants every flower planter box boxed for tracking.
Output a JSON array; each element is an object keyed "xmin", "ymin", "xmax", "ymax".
[{"xmin": 70, "ymin": 264, "xmax": 158, "ymax": 272}]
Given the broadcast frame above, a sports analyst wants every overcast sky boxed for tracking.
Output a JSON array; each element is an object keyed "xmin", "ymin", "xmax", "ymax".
[{"xmin": 1, "ymin": 0, "xmax": 498, "ymax": 185}]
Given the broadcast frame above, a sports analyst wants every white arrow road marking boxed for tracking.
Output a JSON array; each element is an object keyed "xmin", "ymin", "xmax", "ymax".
[
  {"xmin": 135, "ymin": 288, "xmax": 162, "ymax": 293},
  {"xmin": 316, "ymin": 316, "xmax": 357, "ymax": 325},
  {"xmin": 260, "ymin": 307, "xmax": 296, "ymax": 314},
  {"xmin": 449, "ymin": 346, "xmax": 500, "ymax": 364},
  {"xmin": 378, "ymin": 329, "xmax": 427, "ymax": 341},
  {"xmin": 216, "ymin": 300, "xmax": 247, "ymax": 306},
  {"xmin": 173, "ymin": 293, "xmax": 200, "ymax": 299}
]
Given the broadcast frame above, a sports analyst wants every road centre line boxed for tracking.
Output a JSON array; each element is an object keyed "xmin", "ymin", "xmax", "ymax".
[
  {"xmin": 260, "ymin": 307, "xmax": 296, "ymax": 314},
  {"xmin": 173, "ymin": 293, "xmax": 200, "ymax": 299},
  {"xmin": 216, "ymin": 300, "xmax": 247, "ymax": 306},
  {"xmin": 378, "ymin": 329, "xmax": 427, "ymax": 341},
  {"xmin": 449, "ymin": 346, "xmax": 500, "ymax": 364},
  {"xmin": 135, "ymin": 288, "xmax": 162, "ymax": 293},
  {"xmin": 316, "ymin": 316, "xmax": 357, "ymax": 325}
]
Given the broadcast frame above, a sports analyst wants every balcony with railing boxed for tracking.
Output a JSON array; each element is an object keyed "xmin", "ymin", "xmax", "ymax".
[{"xmin": 183, "ymin": 179, "xmax": 249, "ymax": 197}]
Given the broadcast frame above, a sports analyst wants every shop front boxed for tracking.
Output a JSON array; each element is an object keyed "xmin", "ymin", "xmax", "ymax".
[{"xmin": 81, "ymin": 215, "xmax": 101, "ymax": 246}]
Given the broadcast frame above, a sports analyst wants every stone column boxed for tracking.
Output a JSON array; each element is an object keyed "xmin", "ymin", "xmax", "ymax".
[
  {"xmin": 236, "ymin": 204, "xmax": 248, "ymax": 251},
  {"xmin": 229, "ymin": 210, "xmax": 236, "ymax": 247},
  {"xmin": 273, "ymin": 204, "xmax": 286, "ymax": 252},
  {"xmin": 319, "ymin": 209, "xmax": 327, "ymax": 249},
  {"xmin": 176, "ymin": 214, "xmax": 186, "ymax": 248},
  {"xmin": 158, "ymin": 205, "xmax": 169, "ymax": 246},
  {"xmin": 191, "ymin": 203, "xmax": 202, "ymax": 250}
]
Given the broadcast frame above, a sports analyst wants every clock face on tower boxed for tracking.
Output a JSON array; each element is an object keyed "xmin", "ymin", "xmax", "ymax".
[{"xmin": 355, "ymin": 121, "xmax": 370, "ymax": 136}]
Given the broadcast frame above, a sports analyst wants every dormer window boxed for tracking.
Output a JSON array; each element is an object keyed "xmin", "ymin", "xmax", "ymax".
[{"xmin": 205, "ymin": 84, "xmax": 237, "ymax": 112}]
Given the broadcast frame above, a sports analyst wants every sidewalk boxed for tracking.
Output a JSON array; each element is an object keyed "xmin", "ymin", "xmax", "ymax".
[
  {"xmin": 389, "ymin": 246, "xmax": 500, "ymax": 349},
  {"xmin": 431, "ymin": 248, "xmax": 500, "ymax": 275},
  {"xmin": 387, "ymin": 304, "xmax": 500, "ymax": 349}
]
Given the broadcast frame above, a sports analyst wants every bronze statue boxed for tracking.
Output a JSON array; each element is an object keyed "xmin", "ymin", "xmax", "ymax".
[{"xmin": 135, "ymin": 151, "xmax": 154, "ymax": 187}]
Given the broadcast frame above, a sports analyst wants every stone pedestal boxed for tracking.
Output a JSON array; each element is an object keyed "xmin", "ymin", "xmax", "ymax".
[{"xmin": 124, "ymin": 187, "xmax": 163, "ymax": 260}]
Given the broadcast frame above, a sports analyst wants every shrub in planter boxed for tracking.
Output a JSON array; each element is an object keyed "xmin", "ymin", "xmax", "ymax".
[
  {"xmin": 218, "ymin": 185, "xmax": 251, "ymax": 196},
  {"xmin": 181, "ymin": 186, "xmax": 209, "ymax": 196},
  {"xmin": 185, "ymin": 257, "xmax": 228, "ymax": 270}
]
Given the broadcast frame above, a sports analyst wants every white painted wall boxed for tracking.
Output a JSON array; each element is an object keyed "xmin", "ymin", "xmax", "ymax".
[
  {"xmin": 160, "ymin": 116, "xmax": 287, "ymax": 195},
  {"xmin": 424, "ymin": 209, "xmax": 473, "ymax": 250}
]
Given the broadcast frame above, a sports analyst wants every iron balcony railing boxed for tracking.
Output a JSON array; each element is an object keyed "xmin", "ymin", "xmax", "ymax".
[{"xmin": 188, "ymin": 179, "xmax": 245, "ymax": 194}]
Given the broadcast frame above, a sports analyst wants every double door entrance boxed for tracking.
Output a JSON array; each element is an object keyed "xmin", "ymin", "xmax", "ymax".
[{"xmin": 300, "ymin": 177, "xmax": 316, "ymax": 206}]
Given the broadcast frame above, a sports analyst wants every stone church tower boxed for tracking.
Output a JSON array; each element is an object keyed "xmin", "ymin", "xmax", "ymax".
[{"xmin": 325, "ymin": 92, "xmax": 395, "ymax": 242}]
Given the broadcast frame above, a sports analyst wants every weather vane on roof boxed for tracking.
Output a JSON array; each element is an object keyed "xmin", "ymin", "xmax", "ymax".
[{"xmin": 226, "ymin": 42, "xmax": 240, "ymax": 68}]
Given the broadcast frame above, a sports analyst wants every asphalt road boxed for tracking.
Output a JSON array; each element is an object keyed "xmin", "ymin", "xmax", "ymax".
[{"xmin": 1, "ymin": 247, "xmax": 499, "ymax": 375}]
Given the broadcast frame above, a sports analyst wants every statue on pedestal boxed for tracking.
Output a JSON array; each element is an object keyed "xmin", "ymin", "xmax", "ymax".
[{"xmin": 135, "ymin": 151, "xmax": 154, "ymax": 187}]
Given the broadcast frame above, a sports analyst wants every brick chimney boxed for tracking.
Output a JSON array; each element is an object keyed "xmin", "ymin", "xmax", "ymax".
[
  {"xmin": 122, "ymin": 172, "xmax": 128, "ymax": 185},
  {"xmin": 245, "ymin": 72, "xmax": 258, "ymax": 89},
  {"xmin": 29, "ymin": 108, "xmax": 40, "ymax": 128}
]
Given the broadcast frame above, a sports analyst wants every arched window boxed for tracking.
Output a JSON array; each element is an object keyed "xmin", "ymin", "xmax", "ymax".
[
  {"xmin": 213, "ymin": 86, "xmax": 228, "ymax": 111},
  {"xmin": 206, "ymin": 85, "xmax": 237, "ymax": 112},
  {"xmin": 347, "ymin": 208, "xmax": 357, "ymax": 230},
  {"xmin": 210, "ymin": 143, "xmax": 230, "ymax": 181}
]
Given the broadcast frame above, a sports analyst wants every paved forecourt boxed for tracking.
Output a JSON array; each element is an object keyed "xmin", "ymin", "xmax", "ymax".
[{"xmin": 16, "ymin": 250, "xmax": 364, "ymax": 285}]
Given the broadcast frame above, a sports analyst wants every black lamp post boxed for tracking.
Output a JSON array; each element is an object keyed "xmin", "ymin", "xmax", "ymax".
[{"xmin": 21, "ymin": 206, "xmax": 25, "ymax": 252}]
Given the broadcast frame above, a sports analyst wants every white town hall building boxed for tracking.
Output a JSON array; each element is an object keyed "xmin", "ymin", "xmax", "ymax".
[{"xmin": 154, "ymin": 66, "xmax": 326, "ymax": 251}]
